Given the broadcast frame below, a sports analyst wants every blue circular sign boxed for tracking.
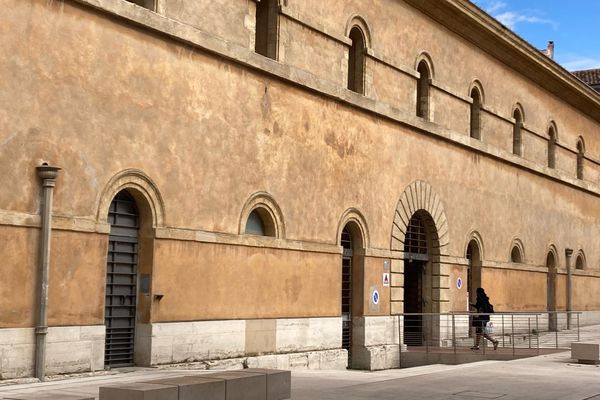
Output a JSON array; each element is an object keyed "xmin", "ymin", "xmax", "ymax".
[
  {"xmin": 457, "ymin": 277, "xmax": 463, "ymax": 290},
  {"xmin": 372, "ymin": 290, "xmax": 380, "ymax": 305}
]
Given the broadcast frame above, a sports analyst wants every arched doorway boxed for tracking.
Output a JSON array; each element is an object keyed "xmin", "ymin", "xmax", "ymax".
[
  {"xmin": 403, "ymin": 211, "xmax": 438, "ymax": 346},
  {"xmin": 466, "ymin": 240, "xmax": 482, "ymax": 337},
  {"xmin": 340, "ymin": 222, "xmax": 364, "ymax": 367},
  {"xmin": 466, "ymin": 240, "xmax": 482, "ymax": 309},
  {"xmin": 104, "ymin": 190, "xmax": 140, "ymax": 367},
  {"xmin": 547, "ymin": 250, "xmax": 557, "ymax": 331}
]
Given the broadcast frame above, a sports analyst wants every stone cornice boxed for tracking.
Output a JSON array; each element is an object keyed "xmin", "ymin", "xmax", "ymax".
[{"xmin": 403, "ymin": 0, "xmax": 600, "ymax": 122}]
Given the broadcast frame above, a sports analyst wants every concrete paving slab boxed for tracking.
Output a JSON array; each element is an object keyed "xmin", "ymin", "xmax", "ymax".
[
  {"xmin": 1, "ymin": 350, "xmax": 600, "ymax": 400},
  {"xmin": 3, "ymin": 394, "xmax": 94, "ymax": 400}
]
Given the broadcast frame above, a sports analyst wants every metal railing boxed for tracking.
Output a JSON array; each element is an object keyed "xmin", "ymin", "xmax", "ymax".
[{"xmin": 398, "ymin": 312, "xmax": 582, "ymax": 365}]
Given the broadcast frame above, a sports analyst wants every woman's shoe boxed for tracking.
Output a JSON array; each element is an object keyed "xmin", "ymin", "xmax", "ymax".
[{"xmin": 493, "ymin": 341, "xmax": 499, "ymax": 350}]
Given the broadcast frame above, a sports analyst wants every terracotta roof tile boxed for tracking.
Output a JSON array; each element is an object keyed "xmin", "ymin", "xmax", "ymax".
[{"xmin": 572, "ymin": 68, "xmax": 600, "ymax": 85}]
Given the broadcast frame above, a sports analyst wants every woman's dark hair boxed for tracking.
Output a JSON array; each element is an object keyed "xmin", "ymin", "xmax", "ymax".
[{"xmin": 476, "ymin": 287, "xmax": 488, "ymax": 301}]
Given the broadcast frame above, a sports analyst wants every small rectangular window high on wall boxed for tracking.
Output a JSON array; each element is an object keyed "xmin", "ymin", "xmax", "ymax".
[
  {"xmin": 125, "ymin": 0, "xmax": 155, "ymax": 10},
  {"xmin": 255, "ymin": 0, "xmax": 279, "ymax": 60}
]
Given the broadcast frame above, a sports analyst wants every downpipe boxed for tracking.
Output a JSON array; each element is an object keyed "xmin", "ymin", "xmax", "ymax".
[{"xmin": 35, "ymin": 163, "xmax": 60, "ymax": 381}]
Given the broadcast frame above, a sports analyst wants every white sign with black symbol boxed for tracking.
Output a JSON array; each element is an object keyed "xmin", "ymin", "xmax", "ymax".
[
  {"xmin": 383, "ymin": 272, "xmax": 390, "ymax": 287},
  {"xmin": 372, "ymin": 289, "xmax": 380, "ymax": 305}
]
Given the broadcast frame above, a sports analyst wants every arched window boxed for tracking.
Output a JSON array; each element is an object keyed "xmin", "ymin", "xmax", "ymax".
[
  {"xmin": 470, "ymin": 87, "xmax": 482, "ymax": 139},
  {"xmin": 513, "ymin": 108, "xmax": 523, "ymax": 156},
  {"xmin": 416, "ymin": 61, "xmax": 431, "ymax": 120},
  {"xmin": 510, "ymin": 241, "xmax": 524, "ymax": 264},
  {"xmin": 245, "ymin": 208, "xmax": 276, "ymax": 237},
  {"xmin": 575, "ymin": 251, "xmax": 585, "ymax": 270},
  {"xmin": 577, "ymin": 138, "xmax": 585, "ymax": 180},
  {"xmin": 347, "ymin": 26, "xmax": 366, "ymax": 94},
  {"xmin": 548, "ymin": 125, "xmax": 557, "ymax": 168},
  {"xmin": 255, "ymin": 0, "xmax": 279, "ymax": 60},
  {"xmin": 125, "ymin": 0, "xmax": 155, "ymax": 10}
]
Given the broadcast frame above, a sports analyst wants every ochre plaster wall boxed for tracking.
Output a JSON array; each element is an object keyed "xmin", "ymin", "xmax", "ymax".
[
  {"xmin": 448, "ymin": 264, "xmax": 469, "ymax": 312},
  {"xmin": 162, "ymin": 0, "xmax": 251, "ymax": 49},
  {"xmin": 572, "ymin": 274, "xmax": 600, "ymax": 311},
  {"xmin": 151, "ymin": 239, "xmax": 340, "ymax": 321},
  {"xmin": 483, "ymin": 268, "xmax": 547, "ymax": 311},
  {"xmin": 2, "ymin": 0, "xmax": 600, "ymax": 328},
  {"xmin": 47, "ymin": 231, "xmax": 106, "ymax": 326},
  {"xmin": 361, "ymin": 256, "xmax": 390, "ymax": 316},
  {"xmin": 0, "ymin": 226, "xmax": 38, "ymax": 328}
]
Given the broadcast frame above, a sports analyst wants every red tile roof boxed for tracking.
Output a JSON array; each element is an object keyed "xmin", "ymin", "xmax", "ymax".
[{"xmin": 572, "ymin": 68, "xmax": 600, "ymax": 86}]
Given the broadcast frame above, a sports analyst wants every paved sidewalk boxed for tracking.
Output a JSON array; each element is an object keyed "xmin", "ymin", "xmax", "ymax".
[{"xmin": 0, "ymin": 351, "xmax": 599, "ymax": 399}]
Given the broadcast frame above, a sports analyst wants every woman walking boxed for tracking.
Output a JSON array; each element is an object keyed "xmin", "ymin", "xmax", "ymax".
[{"xmin": 471, "ymin": 287, "xmax": 499, "ymax": 350}]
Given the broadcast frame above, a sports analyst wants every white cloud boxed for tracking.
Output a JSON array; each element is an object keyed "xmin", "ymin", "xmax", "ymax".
[
  {"xmin": 559, "ymin": 57, "xmax": 600, "ymax": 71},
  {"xmin": 486, "ymin": 1, "xmax": 508, "ymax": 14},
  {"xmin": 474, "ymin": 1, "xmax": 558, "ymax": 31},
  {"xmin": 494, "ymin": 11, "xmax": 558, "ymax": 31}
]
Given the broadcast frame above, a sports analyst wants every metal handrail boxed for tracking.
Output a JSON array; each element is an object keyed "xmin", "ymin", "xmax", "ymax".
[
  {"xmin": 398, "ymin": 310, "xmax": 584, "ymax": 367},
  {"xmin": 400, "ymin": 311, "xmax": 583, "ymax": 316}
]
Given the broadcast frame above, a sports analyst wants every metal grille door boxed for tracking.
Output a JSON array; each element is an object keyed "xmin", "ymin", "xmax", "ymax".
[
  {"xmin": 341, "ymin": 229, "xmax": 353, "ymax": 352},
  {"xmin": 104, "ymin": 191, "xmax": 139, "ymax": 367},
  {"xmin": 404, "ymin": 214, "xmax": 427, "ymax": 346}
]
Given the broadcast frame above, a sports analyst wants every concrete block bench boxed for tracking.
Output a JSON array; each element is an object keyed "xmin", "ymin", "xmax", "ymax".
[
  {"xmin": 202, "ymin": 371, "xmax": 266, "ymax": 400},
  {"xmin": 572, "ymin": 342, "xmax": 600, "ymax": 364},
  {"xmin": 147, "ymin": 376, "xmax": 226, "ymax": 400},
  {"xmin": 240, "ymin": 368, "xmax": 291, "ymax": 400},
  {"xmin": 99, "ymin": 368, "xmax": 291, "ymax": 400},
  {"xmin": 99, "ymin": 382, "xmax": 178, "ymax": 400}
]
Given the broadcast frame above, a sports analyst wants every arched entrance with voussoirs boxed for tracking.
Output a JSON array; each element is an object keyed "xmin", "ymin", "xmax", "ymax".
[{"xmin": 390, "ymin": 181, "xmax": 449, "ymax": 347}]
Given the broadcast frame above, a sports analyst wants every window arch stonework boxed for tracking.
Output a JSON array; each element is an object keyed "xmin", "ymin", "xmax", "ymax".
[
  {"xmin": 468, "ymin": 81, "xmax": 484, "ymax": 140},
  {"xmin": 547, "ymin": 122, "xmax": 558, "ymax": 169},
  {"xmin": 416, "ymin": 59, "xmax": 432, "ymax": 120},
  {"xmin": 577, "ymin": 137, "xmax": 585, "ymax": 180},
  {"xmin": 575, "ymin": 250, "xmax": 586, "ymax": 270},
  {"xmin": 509, "ymin": 238, "xmax": 525, "ymax": 264},
  {"xmin": 512, "ymin": 104, "xmax": 524, "ymax": 156},
  {"xmin": 97, "ymin": 169, "xmax": 165, "ymax": 228},
  {"xmin": 239, "ymin": 192, "xmax": 285, "ymax": 239}
]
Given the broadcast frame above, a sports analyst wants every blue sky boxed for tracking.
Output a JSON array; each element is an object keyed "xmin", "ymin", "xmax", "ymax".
[{"xmin": 472, "ymin": 0, "xmax": 600, "ymax": 71}]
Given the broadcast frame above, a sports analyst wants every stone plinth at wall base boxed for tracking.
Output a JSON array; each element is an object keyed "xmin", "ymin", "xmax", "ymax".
[
  {"xmin": 351, "ymin": 345, "xmax": 400, "ymax": 370},
  {"xmin": 139, "ymin": 317, "xmax": 341, "ymax": 367},
  {"xmin": 160, "ymin": 349, "xmax": 348, "ymax": 371},
  {"xmin": 0, "ymin": 325, "xmax": 105, "ymax": 380},
  {"xmin": 572, "ymin": 342, "xmax": 600, "ymax": 365}
]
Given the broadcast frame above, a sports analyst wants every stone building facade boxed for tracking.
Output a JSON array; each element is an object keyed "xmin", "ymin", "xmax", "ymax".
[{"xmin": 1, "ymin": 0, "xmax": 600, "ymax": 379}]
